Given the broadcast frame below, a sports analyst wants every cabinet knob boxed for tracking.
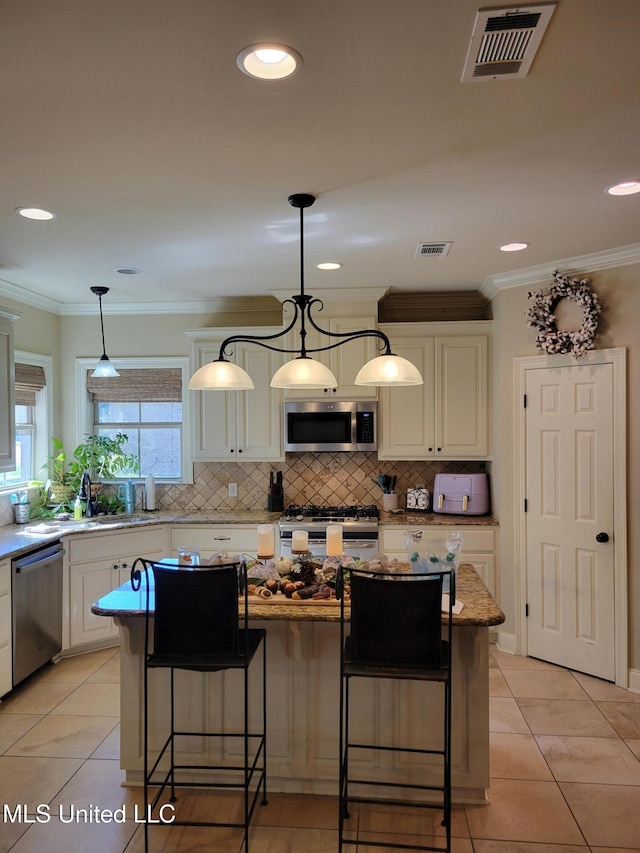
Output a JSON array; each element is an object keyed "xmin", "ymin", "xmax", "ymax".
[
  {"xmin": 238, "ymin": 448, "xmax": 243, "ymax": 453},
  {"xmin": 428, "ymin": 447, "xmax": 433, "ymax": 452},
  {"xmin": 437, "ymin": 447, "xmax": 442, "ymax": 452},
  {"xmin": 595, "ymin": 532, "xmax": 610, "ymax": 543},
  {"xmin": 230, "ymin": 449, "xmax": 235, "ymax": 453}
]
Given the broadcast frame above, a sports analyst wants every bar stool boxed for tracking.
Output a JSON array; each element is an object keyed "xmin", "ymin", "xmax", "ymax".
[
  {"xmin": 337, "ymin": 566, "xmax": 455, "ymax": 852},
  {"xmin": 131, "ymin": 557, "xmax": 267, "ymax": 852}
]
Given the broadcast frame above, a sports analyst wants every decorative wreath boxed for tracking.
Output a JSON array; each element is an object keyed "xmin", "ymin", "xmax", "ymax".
[{"xmin": 525, "ymin": 271, "xmax": 601, "ymax": 357}]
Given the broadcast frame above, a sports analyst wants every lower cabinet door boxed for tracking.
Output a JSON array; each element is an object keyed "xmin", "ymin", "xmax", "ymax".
[{"xmin": 70, "ymin": 563, "xmax": 119, "ymax": 646}]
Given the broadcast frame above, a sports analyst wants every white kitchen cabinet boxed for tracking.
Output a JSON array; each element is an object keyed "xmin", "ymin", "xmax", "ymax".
[
  {"xmin": 189, "ymin": 334, "xmax": 284, "ymax": 461},
  {"xmin": 381, "ymin": 524, "xmax": 498, "ymax": 598},
  {"xmin": 0, "ymin": 559, "xmax": 12, "ymax": 696},
  {"xmin": 170, "ymin": 525, "xmax": 267, "ymax": 560},
  {"xmin": 378, "ymin": 322, "xmax": 491, "ymax": 460},
  {"xmin": 67, "ymin": 527, "xmax": 168, "ymax": 648},
  {"xmin": 283, "ymin": 315, "xmax": 378, "ymax": 400},
  {"xmin": 0, "ymin": 309, "xmax": 20, "ymax": 473}
]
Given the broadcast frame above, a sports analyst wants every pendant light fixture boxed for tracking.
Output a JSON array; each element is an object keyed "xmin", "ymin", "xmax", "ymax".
[
  {"xmin": 188, "ymin": 194, "xmax": 423, "ymax": 392},
  {"xmin": 90, "ymin": 286, "xmax": 119, "ymax": 378}
]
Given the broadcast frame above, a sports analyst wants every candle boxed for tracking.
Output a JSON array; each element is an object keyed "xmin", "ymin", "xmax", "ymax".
[
  {"xmin": 326, "ymin": 524, "xmax": 343, "ymax": 557},
  {"xmin": 292, "ymin": 530, "xmax": 308, "ymax": 553},
  {"xmin": 257, "ymin": 524, "xmax": 275, "ymax": 559}
]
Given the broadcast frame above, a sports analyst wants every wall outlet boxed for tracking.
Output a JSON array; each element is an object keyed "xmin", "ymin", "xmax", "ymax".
[{"xmin": 228, "ymin": 483, "xmax": 238, "ymax": 498}]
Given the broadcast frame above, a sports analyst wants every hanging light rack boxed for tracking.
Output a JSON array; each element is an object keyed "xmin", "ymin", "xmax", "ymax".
[{"xmin": 188, "ymin": 194, "xmax": 423, "ymax": 391}]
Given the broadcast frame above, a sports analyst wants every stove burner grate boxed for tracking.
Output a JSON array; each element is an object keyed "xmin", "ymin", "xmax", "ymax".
[{"xmin": 284, "ymin": 503, "xmax": 379, "ymax": 520}]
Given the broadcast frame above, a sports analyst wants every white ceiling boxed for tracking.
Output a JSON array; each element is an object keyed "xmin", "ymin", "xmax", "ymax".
[{"xmin": 1, "ymin": 0, "xmax": 639, "ymax": 314}]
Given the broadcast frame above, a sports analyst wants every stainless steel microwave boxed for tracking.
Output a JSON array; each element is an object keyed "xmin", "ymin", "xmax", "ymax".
[{"xmin": 284, "ymin": 401, "xmax": 377, "ymax": 452}]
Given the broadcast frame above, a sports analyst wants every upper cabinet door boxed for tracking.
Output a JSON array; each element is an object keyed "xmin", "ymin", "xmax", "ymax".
[
  {"xmin": 434, "ymin": 335, "xmax": 489, "ymax": 458},
  {"xmin": 0, "ymin": 312, "xmax": 17, "ymax": 473},
  {"xmin": 190, "ymin": 336, "xmax": 284, "ymax": 462},
  {"xmin": 377, "ymin": 322, "xmax": 491, "ymax": 461}
]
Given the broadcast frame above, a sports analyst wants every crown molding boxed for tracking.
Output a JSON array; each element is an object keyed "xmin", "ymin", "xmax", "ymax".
[
  {"xmin": 0, "ymin": 278, "xmax": 64, "ymax": 314},
  {"xmin": 481, "ymin": 242, "xmax": 640, "ymax": 300},
  {"xmin": 60, "ymin": 296, "xmax": 282, "ymax": 316}
]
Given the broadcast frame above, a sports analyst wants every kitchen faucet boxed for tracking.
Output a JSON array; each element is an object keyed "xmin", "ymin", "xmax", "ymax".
[{"xmin": 78, "ymin": 472, "xmax": 95, "ymax": 518}]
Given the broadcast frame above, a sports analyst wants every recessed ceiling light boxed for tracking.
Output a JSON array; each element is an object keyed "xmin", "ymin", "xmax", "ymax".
[
  {"xmin": 500, "ymin": 242, "xmax": 530, "ymax": 252},
  {"xmin": 236, "ymin": 43, "xmax": 302, "ymax": 80},
  {"xmin": 15, "ymin": 206, "xmax": 57, "ymax": 220},
  {"xmin": 317, "ymin": 262, "xmax": 343, "ymax": 271},
  {"xmin": 114, "ymin": 267, "xmax": 142, "ymax": 275},
  {"xmin": 604, "ymin": 180, "xmax": 640, "ymax": 196}
]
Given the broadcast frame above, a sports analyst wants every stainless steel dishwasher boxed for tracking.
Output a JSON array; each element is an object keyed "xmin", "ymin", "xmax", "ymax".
[{"xmin": 12, "ymin": 541, "xmax": 64, "ymax": 687}]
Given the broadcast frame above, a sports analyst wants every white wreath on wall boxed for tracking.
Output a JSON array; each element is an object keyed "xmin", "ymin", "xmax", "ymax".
[{"xmin": 525, "ymin": 271, "xmax": 601, "ymax": 357}]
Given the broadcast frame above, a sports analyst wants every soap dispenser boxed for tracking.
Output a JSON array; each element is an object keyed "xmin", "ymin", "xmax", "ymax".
[{"xmin": 74, "ymin": 495, "xmax": 83, "ymax": 520}]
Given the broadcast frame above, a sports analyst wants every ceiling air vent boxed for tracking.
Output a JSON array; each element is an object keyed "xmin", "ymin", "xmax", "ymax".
[
  {"xmin": 462, "ymin": 3, "xmax": 557, "ymax": 82},
  {"xmin": 415, "ymin": 242, "xmax": 452, "ymax": 258}
]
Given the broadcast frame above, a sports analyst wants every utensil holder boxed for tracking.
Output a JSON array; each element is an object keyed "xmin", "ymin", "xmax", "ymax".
[
  {"xmin": 382, "ymin": 493, "xmax": 398, "ymax": 511},
  {"xmin": 14, "ymin": 504, "xmax": 30, "ymax": 524}
]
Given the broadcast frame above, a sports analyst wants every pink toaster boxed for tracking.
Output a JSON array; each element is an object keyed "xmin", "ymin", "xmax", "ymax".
[{"xmin": 433, "ymin": 473, "xmax": 490, "ymax": 516}]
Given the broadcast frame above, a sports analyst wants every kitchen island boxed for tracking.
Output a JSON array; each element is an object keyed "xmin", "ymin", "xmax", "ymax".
[{"xmin": 93, "ymin": 562, "xmax": 504, "ymax": 803}]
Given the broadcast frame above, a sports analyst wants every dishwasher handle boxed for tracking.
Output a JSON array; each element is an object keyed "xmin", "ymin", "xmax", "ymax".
[{"xmin": 14, "ymin": 543, "xmax": 64, "ymax": 573}]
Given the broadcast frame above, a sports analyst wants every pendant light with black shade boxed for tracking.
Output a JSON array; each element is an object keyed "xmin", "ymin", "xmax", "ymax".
[
  {"xmin": 90, "ymin": 286, "xmax": 119, "ymax": 378},
  {"xmin": 188, "ymin": 194, "xmax": 423, "ymax": 392}
]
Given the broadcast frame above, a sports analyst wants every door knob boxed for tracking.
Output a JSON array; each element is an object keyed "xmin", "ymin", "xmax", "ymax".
[{"xmin": 595, "ymin": 532, "xmax": 610, "ymax": 543}]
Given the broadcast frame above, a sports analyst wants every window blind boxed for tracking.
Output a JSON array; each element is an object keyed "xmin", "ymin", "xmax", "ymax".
[
  {"xmin": 86, "ymin": 368, "xmax": 182, "ymax": 402},
  {"xmin": 15, "ymin": 363, "xmax": 46, "ymax": 406}
]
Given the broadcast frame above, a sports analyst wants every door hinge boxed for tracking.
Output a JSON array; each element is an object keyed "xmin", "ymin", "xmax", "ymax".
[
  {"xmin": 525, "ymin": 603, "xmax": 529, "ymax": 617},
  {"xmin": 524, "ymin": 498, "xmax": 528, "ymax": 512},
  {"xmin": 523, "ymin": 394, "xmax": 527, "ymax": 408}
]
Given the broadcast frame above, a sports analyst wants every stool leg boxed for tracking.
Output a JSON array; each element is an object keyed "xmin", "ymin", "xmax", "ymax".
[
  {"xmin": 170, "ymin": 668, "xmax": 176, "ymax": 803},
  {"xmin": 144, "ymin": 660, "xmax": 149, "ymax": 853},
  {"xmin": 261, "ymin": 634, "xmax": 268, "ymax": 806}
]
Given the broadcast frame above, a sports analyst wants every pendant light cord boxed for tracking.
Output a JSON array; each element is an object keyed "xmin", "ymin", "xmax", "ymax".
[{"xmin": 98, "ymin": 293, "xmax": 108, "ymax": 358}]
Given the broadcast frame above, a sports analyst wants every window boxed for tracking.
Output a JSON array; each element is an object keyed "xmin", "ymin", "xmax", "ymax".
[
  {"xmin": 0, "ymin": 355, "xmax": 52, "ymax": 491},
  {"xmin": 78, "ymin": 358, "xmax": 192, "ymax": 483}
]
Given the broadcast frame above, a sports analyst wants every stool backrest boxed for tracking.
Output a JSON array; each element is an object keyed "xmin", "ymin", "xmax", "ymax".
[
  {"xmin": 151, "ymin": 562, "xmax": 241, "ymax": 658},
  {"xmin": 347, "ymin": 569, "xmax": 453, "ymax": 668}
]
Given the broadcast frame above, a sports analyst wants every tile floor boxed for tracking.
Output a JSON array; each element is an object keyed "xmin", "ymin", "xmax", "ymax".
[{"xmin": 0, "ymin": 645, "xmax": 639, "ymax": 852}]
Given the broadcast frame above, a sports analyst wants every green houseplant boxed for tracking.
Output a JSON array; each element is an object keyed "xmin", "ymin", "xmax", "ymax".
[{"xmin": 69, "ymin": 433, "xmax": 139, "ymax": 483}]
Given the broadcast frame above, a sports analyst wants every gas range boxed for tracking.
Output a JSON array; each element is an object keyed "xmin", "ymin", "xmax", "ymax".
[
  {"xmin": 279, "ymin": 504, "xmax": 379, "ymax": 560},
  {"xmin": 282, "ymin": 503, "xmax": 379, "ymax": 524}
]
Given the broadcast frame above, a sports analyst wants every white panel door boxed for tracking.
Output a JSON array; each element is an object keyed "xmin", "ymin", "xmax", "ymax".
[{"xmin": 525, "ymin": 362, "xmax": 615, "ymax": 679}]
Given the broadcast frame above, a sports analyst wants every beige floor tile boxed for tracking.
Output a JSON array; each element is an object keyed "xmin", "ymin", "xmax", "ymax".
[
  {"xmin": 50, "ymin": 758, "xmax": 145, "ymax": 814},
  {"xmin": 33, "ymin": 649, "xmax": 116, "ymax": 684},
  {"xmin": 250, "ymin": 825, "xmax": 339, "ymax": 852},
  {"xmin": 489, "ymin": 733, "xmax": 553, "ymax": 780},
  {"xmin": 90, "ymin": 723, "xmax": 121, "ymax": 759},
  {"xmin": 590, "ymin": 848, "xmax": 640, "ymax": 853},
  {"xmin": 517, "ymin": 697, "xmax": 617, "ymax": 737},
  {"xmin": 501, "ymin": 669, "xmax": 588, "ymax": 700},
  {"xmin": 0, "ymin": 755, "xmax": 83, "ymax": 811},
  {"xmin": 465, "ymin": 779, "xmax": 583, "ymax": 844},
  {"xmin": 489, "ymin": 668, "xmax": 512, "ymax": 697},
  {"xmin": 0, "ymin": 817, "xmax": 28, "ymax": 853},
  {"xmin": 128, "ymin": 821, "xmax": 245, "ymax": 852},
  {"xmin": 86, "ymin": 653, "xmax": 121, "ymax": 683},
  {"xmin": 6, "ymin": 714, "xmax": 118, "ymax": 759},
  {"xmin": 596, "ymin": 700, "xmax": 640, "ymax": 738},
  {"xmin": 0, "ymin": 713, "xmax": 43, "ymax": 753},
  {"xmin": 536, "ymin": 734, "xmax": 640, "ymax": 784},
  {"xmin": 355, "ymin": 835, "xmax": 472, "ymax": 852},
  {"xmin": 255, "ymin": 792, "xmax": 338, "ymax": 829},
  {"xmin": 357, "ymin": 801, "xmax": 469, "ymax": 839},
  {"xmin": 489, "ymin": 697, "xmax": 530, "ymax": 733},
  {"xmin": 0, "ymin": 680, "xmax": 77, "ymax": 715},
  {"xmin": 561, "ymin": 781, "xmax": 640, "ymax": 848},
  {"xmin": 473, "ymin": 842, "xmax": 589, "ymax": 852},
  {"xmin": 49, "ymin": 682, "xmax": 120, "ymax": 716},
  {"xmin": 572, "ymin": 671, "xmax": 640, "ymax": 703},
  {"xmin": 491, "ymin": 651, "xmax": 563, "ymax": 671},
  {"xmin": 8, "ymin": 815, "xmax": 137, "ymax": 853},
  {"xmin": 627, "ymin": 737, "xmax": 640, "ymax": 760}
]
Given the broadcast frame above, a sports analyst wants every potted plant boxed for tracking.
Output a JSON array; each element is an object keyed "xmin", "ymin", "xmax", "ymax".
[
  {"xmin": 70, "ymin": 433, "xmax": 139, "ymax": 484},
  {"xmin": 40, "ymin": 437, "xmax": 76, "ymax": 506}
]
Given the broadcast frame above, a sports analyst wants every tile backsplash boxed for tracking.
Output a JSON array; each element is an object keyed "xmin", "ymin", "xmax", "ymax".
[
  {"xmin": 153, "ymin": 455, "xmax": 486, "ymax": 513},
  {"xmin": 0, "ymin": 454, "xmax": 486, "ymax": 526}
]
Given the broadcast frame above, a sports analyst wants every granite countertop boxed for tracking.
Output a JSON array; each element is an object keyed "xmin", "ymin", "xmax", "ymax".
[
  {"xmin": 91, "ymin": 562, "xmax": 505, "ymax": 628},
  {"xmin": 0, "ymin": 509, "xmax": 498, "ymax": 562},
  {"xmin": 0, "ymin": 510, "xmax": 282, "ymax": 562}
]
